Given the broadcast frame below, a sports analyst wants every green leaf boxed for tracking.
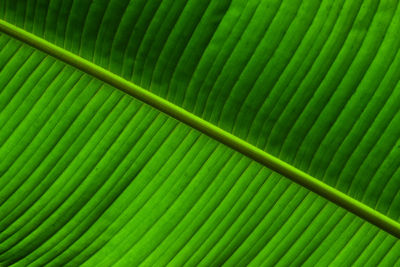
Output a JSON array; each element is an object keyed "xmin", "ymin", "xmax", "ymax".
[{"xmin": 1, "ymin": 0, "xmax": 400, "ymax": 265}]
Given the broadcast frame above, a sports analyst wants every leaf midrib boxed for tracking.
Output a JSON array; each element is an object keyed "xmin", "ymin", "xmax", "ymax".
[{"xmin": 0, "ymin": 18, "xmax": 399, "ymax": 239}]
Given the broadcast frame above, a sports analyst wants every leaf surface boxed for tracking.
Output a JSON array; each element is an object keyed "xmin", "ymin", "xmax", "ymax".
[{"xmin": 1, "ymin": 0, "xmax": 400, "ymax": 265}]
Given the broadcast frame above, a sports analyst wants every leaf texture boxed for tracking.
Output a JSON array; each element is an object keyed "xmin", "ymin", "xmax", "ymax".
[{"xmin": 1, "ymin": 0, "xmax": 400, "ymax": 266}]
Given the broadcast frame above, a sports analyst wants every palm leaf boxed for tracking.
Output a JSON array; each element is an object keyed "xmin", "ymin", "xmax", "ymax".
[{"xmin": 1, "ymin": 0, "xmax": 400, "ymax": 265}]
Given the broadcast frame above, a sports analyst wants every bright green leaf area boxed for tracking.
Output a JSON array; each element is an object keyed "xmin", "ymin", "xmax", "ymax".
[{"xmin": 1, "ymin": 0, "xmax": 400, "ymax": 266}]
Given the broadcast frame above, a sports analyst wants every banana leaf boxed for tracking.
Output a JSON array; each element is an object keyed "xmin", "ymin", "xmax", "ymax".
[{"xmin": 1, "ymin": 0, "xmax": 400, "ymax": 266}]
